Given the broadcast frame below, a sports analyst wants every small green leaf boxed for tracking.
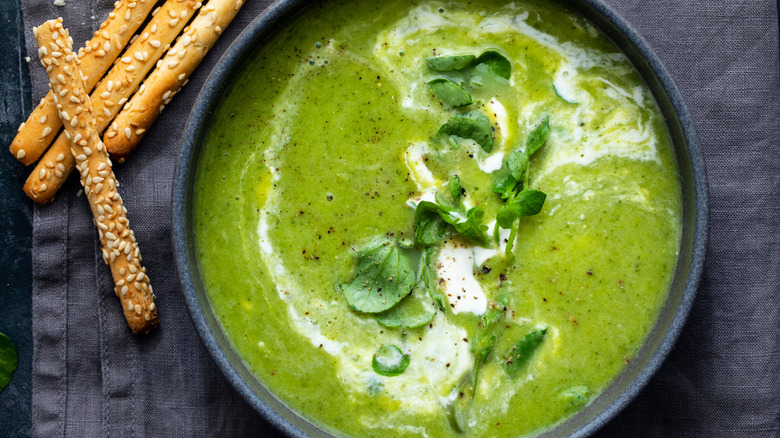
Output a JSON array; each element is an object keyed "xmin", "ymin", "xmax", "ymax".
[
  {"xmin": 507, "ymin": 189, "xmax": 547, "ymax": 216},
  {"xmin": 419, "ymin": 249, "xmax": 446, "ymax": 310},
  {"xmin": 448, "ymin": 207, "xmax": 490, "ymax": 246},
  {"xmin": 414, "ymin": 201, "xmax": 448, "ymax": 248},
  {"xmin": 449, "ymin": 175, "xmax": 463, "ymax": 201},
  {"xmin": 475, "ymin": 50, "xmax": 511, "ymax": 80},
  {"xmin": 435, "ymin": 111, "xmax": 494, "ymax": 153},
  {"xmin": 340, "ymin": 242, "xmax": 415, "ymax": 313},
  {"xmin": 428, "ymin": 78, "xmax": 473, "ymax": 107},
  {"xmin": 448, "ymin": 373, "xmax": 475, "ymax": 433},
  {"xmin": 526, "ymin": 115, "xmax": 550, "ymax": 156},
  {"xmin": 427, "ymin": 54, "xmax": 476, "ymax": 71},
  {"xmin": 0, "ymin": 333, "xmax": 17, "ymax": 392},
  {"xmin": 506, "ymin": 149, "xmax": 529, "ymax": 182},
  {"xmin": 495, "ymin": 205, "xmax": 519, "ymax": 229},
  {"xmin": 504, "ymin": 328, "xmax": 547, "ymax": 377},
  {"xmin": 491, "ymin": 170, "xmax": 519, "ymax": 200},
  {"xmin": 372, "ymin": 345, "xmax": 410, "ymax": 377},
  {"xmin": 376, "ymin": 290, "xmax": 437, "ymax": 328}
]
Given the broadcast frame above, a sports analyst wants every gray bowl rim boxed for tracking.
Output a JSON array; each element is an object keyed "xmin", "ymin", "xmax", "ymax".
[{"xmin": 172, "ymin": 1, "xmax": 709, "ymax": 437}]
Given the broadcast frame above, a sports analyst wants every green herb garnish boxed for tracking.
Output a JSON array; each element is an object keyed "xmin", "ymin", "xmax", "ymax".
[
  {"xmin": 435, "ymin": 111, "xmax": 494, "ymax": 153},
  {"xmin": 376, "ymin": 290, "xmax": 437, "ymax": 329},
  {"xmin": 449, "ymin": 175, "xmax": 463, "ymax": 201},
  {"xmin": 525, "ymin": 115, "xmax": 550, "ymax": 156},
  {"xmin": 474, "ymin": 50, "xmax": 512, "ymax": 80},
  {"xmin": 504, "ymin": 328, "xmax": 547, "ymax": 377},
  {"xmin": 427, "ymin": 54, "xmax": 477, "ymax": 72},
  {"xmin": 428, "ymin": 78, "xmax": 473, "ymax": 107},
  {"xmin": 0, "ymin": 333, "xmax": 17, "ymax": 393},
  {"xmin": 339, "ymin": 241, "xmax": 415, "ymax": 313},
  {"xmin": 372, "ymin": 345, "xmax": 410, "ymax": 377}
]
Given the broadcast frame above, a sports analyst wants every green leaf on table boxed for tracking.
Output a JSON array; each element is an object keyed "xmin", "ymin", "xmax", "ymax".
[
  {"xmin": 428, "ymin": 78, "xmax": 473, "ymax": 107},
  {"xmin": 427, "ymin": 54, "xmax": 476, "ymax": 72},
  {"xmin": 339, "ymin": 241, "xmax": 415, "ymax": 313},
  {"xmin": 435, "ymin": 111, "xmax": 494, "ymax": 153},
  {"xmin": 475, "ymin": 50, "xmax": 512, "ymax": 80},
  {"xmin": 504, "ymin": 328, "xmax": 548, "ymax": 378},
  {"xmin": 0, "ymin": 332, "xmax": 18, "ymax": 392},
  {"xmin": 525, "ymin": 115, "xmax": 550, "ymax": 156},
  {"xmin": 372, "ymin": 345, "xmax": 410, "ymax": 377}
]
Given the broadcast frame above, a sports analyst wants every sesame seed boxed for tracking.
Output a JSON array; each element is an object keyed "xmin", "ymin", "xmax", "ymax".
[
  {"xmin": 57, "ymin": 164, "xmax": 65, "ymax": 171},
  {"xmin": 56, "ymin": 153, "xmax": 65, "ymax": 161},
  {"xmin": 162, "ymin": 91, "xmax": 171, "ymax": 100},
  {"xmin": 78, "ymin": 140, "xmax": 87, "ymax": 146},
  {"xmin": 16, "ymin": 150, "xmax": 26, "ymax": 159},
  {"xmin": 107, "ymin": 131, "xmax": 117, "ymax": 138},
  {"xmin": 137, "ymin": 272, "xmax": 145, "ymax": 281},
  {"xmin": 60, "ymin": 111, "xmax": 70, "ymax": 121},
  {"xmin": 124, "ymin": 11, "xmax": 131, "ymax": 20},
  {"xmin": 56, "ymin": 74, "xmax": 65, "ymax": 83},
  {"xmin": 119, "ymin": 24, "xmax": 128, "ymax": 34},
  {"xmin": 69, "ymin": 96, "xmax": 80, "ymax": 103},
  {"xmin": 118, "ymin": 98, "xmax": 127, "ymax": 105},
  {"xmin": 75, "ymin": 154, "xmax": 87, "ymax": 161},
  {"xmin": 39, "ymin": 169, "xmax": 46, "ymax": 179},
  {"xmin": 40, "ymin": 115, "xmax": 48, "ymax": 123},
  {"xmin": 124, "ymin": 127, "xmax": 132, "ymax": 139},
  {"xmin": 177, "ymin": 73, "xmax": 186, "ymax": 81},
  {"xmin": 127, "ymin": 274, "xmax": 136, "ymax": 282},
  {"xmin": 114, "ymin": 39, "xmax": 121, "ymax": 50},
  {"xmin": 168, "ymin": 60, "xmax": 179, "ymax": 69},
  {"xmin": 129, "ymin": 265, "xmax": 137, "ymax": 273},
  {"xmin": 52, "ymin": 51, "xmax": 62, "ymax": 58},
  {"xmin": 70, "ymin": 117, "xmax": 78, "ymax": 127},
  {"xmin": 127, "ymin": 301, "xmax": 133, "ymax": 311},
  {"xmin": 181, "ymin": 35, "xmax": 191, "ymax": 47},
  {"xmin": 134, "ymin": 51, "xmax": 144, "ymax": 61},
  {"xmin": 42, "ymin": 126, "xmax": 52, "ymax": 136},
  {"xmin": 150, "ymin": 303, "xmax": 156, "ymax": 311},
  {"xmin": 121, "ymin": 57, "xmax": 131, "ymax": 63},
  {"xmin": 40, "ymin": 184, "xmax": 48, "ymax": 191},
  {"xmin": 178, "ymin": 49, "xmax": 186, "ymax": 59},
  {"xmin": 126, "ymin": 65, "xmax": 136, "ymax": 72},
  {"xmin": 169, "ymin": 18, "xmax": 179, "ymax": 27},
  {"xmin": 151, "ymin": 23, "xmax": 158, "ymax": 33},
  {"xmin": 94, "ymin": 183, "xmax": 103, "ymax": 193},
  {"xmin": 150, "ymin": 40, "xmax": 161, "ymax": 48},
  {"xmin": 103, "ymin": 108, "xmax": 111, "ymax": 117},
  {"xmin": 84, "ymin": 147, "xmax": 93, "ymax": 156},
  {"xmin": 39, "ymin": 47, "xmax": 48, "ymax": 56},
  {"xmin": 134, "ymin": 304, "xmax": 142, "ymax": 315},
  {"xmin": 58, "ymin": 89, "xmax": 67, "ymax": 96},
  {"xmin": 215, "ymin": 26, "xmax": 222, "ymax": 35}
]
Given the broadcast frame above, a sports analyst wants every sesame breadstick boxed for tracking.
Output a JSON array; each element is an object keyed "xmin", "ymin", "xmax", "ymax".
[
  {"xmin": 24, "ymin": 0, "xmax": 204, "ymax": 205},
  {"xmin": 34, "ymin": 19, "xmax": 159, "ymax": 334},
  {"xmin": 10, "ymin": 0, "xmax": 156, "ymax": 166},
  {"xmin": 104, "ymin": 0, "xmax": 246, "ymax": 158}
]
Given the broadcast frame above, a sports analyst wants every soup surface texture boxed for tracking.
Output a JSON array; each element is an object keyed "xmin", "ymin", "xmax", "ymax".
[{"xmin": 193, "ymin": 0, "xmax": 682, "ymax": 436}]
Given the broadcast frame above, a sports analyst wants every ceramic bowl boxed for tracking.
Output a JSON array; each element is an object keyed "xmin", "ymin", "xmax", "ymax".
[{"xmin": 172, "ymin": 1, "xmax": 708, "ymax": 436}]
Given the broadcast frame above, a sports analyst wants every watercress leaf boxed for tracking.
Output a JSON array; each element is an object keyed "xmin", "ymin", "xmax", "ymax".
[
  {"xmin": 447, "ymin": 372, "xmax": 476, "ymax": 433},
  {"xmin": 525, "ymin": 115, "xmax": 550, "ymax": 156},
  {"xmin": 419, "ymin": 249, "xmax": 446, "ymax": 310},
  {"xmin": 495, "ymin": 205, "xmax": 519, "ymax": 229},
  {"xmin": 475, "ymin": 50, "xmax": 511, "ymax": 80},
  {"xmin": 504, "ymin": 328, "xmax": 547, "ymax": 378},
  {"xmin": 449, "ymin": 175, "xmax": 463, "ymax": 201},
  {"xmin": 376, "ymin": 290, "xmax": 437, "ymax": 328},
  {"xmin": 452, "ymin": 207, "xmax": 490, "ymax": 246},
  {"xmin": 435, "ymin": 111, "xmax": 494, "ymax": 153},
  {"xmin": 427, "ymin": 54, "xmax": 476, "ymax": 72},
  {"xmin": 507, "ymin": 149, "xmax": 529, "ymax": 182},
  {"xmin": 428, "ymin": 78, "xmax": 473, "ymax": 107},
  {"xmin": 372, "ymin": 345, "xmax": 410, "ymax": 377},
  {"xmin": 0, "ymin": 333, "xmax": 18, "ymax": 392},
  {"xmin": 491, "ymin": 169, "xmax": 519, "ymax": 200},
  {"xmin": 414, "ymin": 201, "xmax": 448, "ymax": 247},
  {"xmin": 504, "ymin": 224, "xmax": 519, "ymax": 260},
  {"xmin": 508, "ymin": 189, "xmax": 547, "ymax": 216},
  {"xmin": 340, "ymin": 241, "xmax": 415, "ymax": 313}
]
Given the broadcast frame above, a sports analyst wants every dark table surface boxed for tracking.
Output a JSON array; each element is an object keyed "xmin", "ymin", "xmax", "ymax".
[
  {"xmin": 0, "ymin": 1, "xmax": 778, "ymax": 437},
  {"xmin": 0, "ymin": 0, "xmax": 33, "ymax": 435}
]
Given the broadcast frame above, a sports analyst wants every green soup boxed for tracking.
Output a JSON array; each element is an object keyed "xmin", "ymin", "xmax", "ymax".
[{"xmin": 192, "ymin": 0, "xmax": 682, "ymax": 436}]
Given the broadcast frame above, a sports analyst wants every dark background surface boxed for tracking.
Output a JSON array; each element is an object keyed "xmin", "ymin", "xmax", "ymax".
[
  {"xmin": 0, "ymin": 0, "xmax": 33, "ymax": 435},
  {"xmin": 0, "ymin": 1, "xmax": 778, "ymax": 437}
]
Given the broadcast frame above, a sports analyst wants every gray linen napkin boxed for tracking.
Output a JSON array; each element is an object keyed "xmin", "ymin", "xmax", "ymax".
[{"xmin": 21, "ymin": 0, "xmax": 780, "ymax": 436}]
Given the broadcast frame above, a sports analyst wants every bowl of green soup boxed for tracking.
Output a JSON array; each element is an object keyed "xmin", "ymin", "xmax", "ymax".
[{"xmin": 172, "ymin": 0, "xmax": 708, "ymax": 436}]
